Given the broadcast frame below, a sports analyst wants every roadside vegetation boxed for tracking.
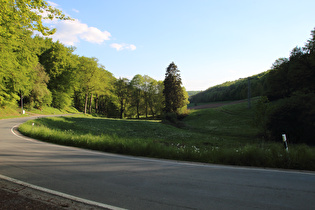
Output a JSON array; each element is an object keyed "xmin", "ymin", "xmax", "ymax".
[
  {"xmin": 19, "ymin": 100, "xmax": 315, "ymax": 171},
  {"xmin": 0, "ymin": 105, "xmax": 77, "ymax": 119}
]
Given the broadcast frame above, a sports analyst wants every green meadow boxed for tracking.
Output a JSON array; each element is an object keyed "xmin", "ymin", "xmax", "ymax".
[{"xmin": 19, "ymin": 100, "xmax": 315, "ymax": 171}]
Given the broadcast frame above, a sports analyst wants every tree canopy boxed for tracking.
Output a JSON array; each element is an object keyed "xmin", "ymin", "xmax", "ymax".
[
  {"xmin": 0, "ymin": 0, "xmax": 68, "ymax": 108},
  {"xmin": 1, "ymin": 0, "xmax": 173, "ymax": 119}
]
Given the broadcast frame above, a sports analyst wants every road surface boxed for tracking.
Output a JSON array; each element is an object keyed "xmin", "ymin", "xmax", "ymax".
[{"xmin": 1, "ymin": 117, "xmax": 315, "ymax": 209}]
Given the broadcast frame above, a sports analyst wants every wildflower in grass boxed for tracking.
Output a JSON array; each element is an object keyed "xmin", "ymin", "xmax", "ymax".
[{"xmin": 192, "ymin": 146, "xmax": 200, "ymax": 153}]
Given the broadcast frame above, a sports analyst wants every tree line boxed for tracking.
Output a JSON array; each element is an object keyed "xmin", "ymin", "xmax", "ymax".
[
  {"xmin": 190, "ymin": 72, "xmax": 268, "ymax": 103},
  {"xmin": 191, "ymin": 28, "xmax": 315, "ymax": 144},
  {"xmin": 262, "ymin": 28, "xmax": 315, "ymax": 144},
  {"xmin": 0, "ymin": 0, "xmax": 188, "ymax": 119}
]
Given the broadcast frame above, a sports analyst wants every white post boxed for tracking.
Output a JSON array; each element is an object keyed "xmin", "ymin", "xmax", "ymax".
[{"xmin": 282, "ymin": 134, "xmax": 289, "ymax": 152}]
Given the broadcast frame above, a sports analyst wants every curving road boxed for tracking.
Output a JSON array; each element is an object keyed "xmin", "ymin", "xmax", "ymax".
[{"xmin": 1, "ymin": 117, "xmax": 315, "ymax": 209}]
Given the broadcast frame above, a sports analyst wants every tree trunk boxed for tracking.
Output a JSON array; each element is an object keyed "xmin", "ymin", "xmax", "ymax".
[
  {"xmin": 149, "ymin": 101, "xmax": 155, "ymax": 118},
  {"xmin": 95, "ymin": 94, "xmax": 99, "ymax": 113},
  {"xmin": 136, "ymin": 100, "xmax": 140, "ymax": 119},
  {"xmin": 89, "ymin": 93, "xmax": 93, "ymax": 114},
  {"xmin": 20, "ymin": 92, "xmax": 23, "ymax": 114},
  {"xmin": 120, "ymin": 100, "xmax": 124, "ymax": 119},
  {"xmin": 84, "ymin": 93, "xmax": 88, "ymax": 114},
  {"xmin": 145, "ymin": 93, "xmax": 148, "ymax": 118}
]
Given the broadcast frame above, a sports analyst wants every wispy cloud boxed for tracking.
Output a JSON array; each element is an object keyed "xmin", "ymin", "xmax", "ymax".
[
  {"xmin": 47, "ymin": 1, "xmax": 59, "ymax": 8},
  {"xmin": 72, "ymin": 8, "xmax": 79, "ymax": 13},
  {"xmin": 43, "ymin": 1, "xmax": 135, "ymax": 50},
  {"xmin": 110, "ymin": 43, "xmax": 137, "ymax": 51}
]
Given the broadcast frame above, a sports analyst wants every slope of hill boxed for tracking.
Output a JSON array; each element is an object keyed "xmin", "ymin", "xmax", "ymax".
[
  {"xmin": 187, "ymin": 91, "xmax": 202, "ymax": 97},
  {"xmin": 189, "ymin": 71, "xmax": 269, "ymax": 103}
]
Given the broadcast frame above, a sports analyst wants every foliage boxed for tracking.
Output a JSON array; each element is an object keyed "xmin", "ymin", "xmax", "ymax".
[
  {"xmin": 76, "ymin": 56, "xmax": 100, "ymax": 114},
  {"xmin": 27, "ymin": 63, "xmax": 52, "ymax": 109},
  {"xmin": 163, "ymin": 62, "xmax": 188, "ymax": 114},
  {"xmin": 39, "ymin": 40, "xmax": 78, "ymax": 109},
  {"xmin": 266, "ymin": 44, "xmax": 315, "ymax": 100},
  {"xmin": 261, "ymin": 28, "xmax": 315, "ymax": 144},
  {"xmin": 114, "ymin": 78, "xmax": 130, "ymax": 119},
  {"xmin": 189, "ymin": 28, "xmax": 315, "ymax": 145},
  {"xmin": 190, "ymin": 72, "xmax": 268, "ymax": 103},
  {"xmin": 187, "ymin": 91, "xmax": 201, "ymax": 97},
  {"xmin": 0, "ymin": 0, "xmax": 68, "ymax": 108},
  {"xmin": 0, "ymin": 0, "xmax": 69, "ymax": 38},
  {"xmin": 265, "ymin": 93, "xmax": 315, "ymax": 144}
]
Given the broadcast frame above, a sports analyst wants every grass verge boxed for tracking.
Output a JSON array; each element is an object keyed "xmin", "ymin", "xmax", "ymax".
[
  {"xmin": 0, "ymin": 106, "xmax": 79, "ymax": 119},
  {"xmin": 18, "ymin": 101, "xmax": 315, "ymax": 171}
]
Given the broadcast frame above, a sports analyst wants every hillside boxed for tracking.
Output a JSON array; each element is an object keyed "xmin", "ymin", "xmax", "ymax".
[
  {"xmin": 187, "ymin": 91, "xmax": 202, "ymax": 97},
  {"xmin": 189, "ymin": 71, "xmax": 269, "ymax": 103}
]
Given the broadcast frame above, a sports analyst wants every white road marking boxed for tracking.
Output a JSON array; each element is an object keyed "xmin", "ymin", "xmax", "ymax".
[{"xmin": 0, "ymin": 174, "xmax": 126, "ymax": 210}]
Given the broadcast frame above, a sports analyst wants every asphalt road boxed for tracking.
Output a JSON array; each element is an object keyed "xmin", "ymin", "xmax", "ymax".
[{"xmin": 1, "ymin": 117, "xmax": 315, "ymax": 210}]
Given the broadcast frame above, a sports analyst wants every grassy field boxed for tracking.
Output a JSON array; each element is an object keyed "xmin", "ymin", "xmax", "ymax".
[{"xmin": 18, "ymin": 101, "xmax": 315, "ymax": 170}]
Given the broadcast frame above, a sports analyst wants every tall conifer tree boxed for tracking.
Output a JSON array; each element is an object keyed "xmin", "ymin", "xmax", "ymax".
[{"xmin": 163, "ymin": 62, "xmax": 185, "ymax": 114}]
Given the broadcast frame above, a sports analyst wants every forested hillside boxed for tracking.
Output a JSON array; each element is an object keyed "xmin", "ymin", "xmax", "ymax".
[
  {"xmin": 191, "ymin": 28, "xmax": 315, "ymax": 145},
  {"xmin": 0, "ymin": 0, "xmax": 188, "ymax": 119},
  {"xmin": 191, "ymin": 28, "xmax": 315, "ymax": 108},
  {"xmin": 187, "ymin": 91, "xmax": 201, "ymax": 97},
  {"xmin": 189, "ymin": 71, "xmax": 269, "ymax": 103}
]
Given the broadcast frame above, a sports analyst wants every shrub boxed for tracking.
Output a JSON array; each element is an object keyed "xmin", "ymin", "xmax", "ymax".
[{"xmin": 266, "ymin": 93, "xmax": 315, "ymax": 144}]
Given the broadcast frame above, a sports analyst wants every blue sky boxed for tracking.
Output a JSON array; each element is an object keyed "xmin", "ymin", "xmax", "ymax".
[{"xmin": 45, "ymin": 0, "xmax": 315, "ymax": 91}]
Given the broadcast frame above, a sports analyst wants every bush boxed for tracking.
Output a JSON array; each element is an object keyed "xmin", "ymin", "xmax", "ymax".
[
  {"xmin": 162, "ymin": 112, "xmax": 187, "ymax": 128},
  {"xmin": 266, "ymin": 93, "xmax": 315, "ymax": 144}
]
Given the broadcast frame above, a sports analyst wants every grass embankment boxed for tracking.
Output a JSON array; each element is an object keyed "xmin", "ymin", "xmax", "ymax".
[
  {"xmin": 0, "ymin": 106, "xmax": 79, "ymax": 119},
  {"xmin": 0, "ymin": 106, "xmax": 22, "ymax": 119},
  {"xmin": 19, "ymin": 101, "xmax": 315, "ymax": 170}
]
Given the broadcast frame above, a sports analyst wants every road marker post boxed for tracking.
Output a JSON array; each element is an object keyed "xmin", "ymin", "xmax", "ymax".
[{"xmin": 282, "ymin": 134, "xmax": 289, "ymax": 152}]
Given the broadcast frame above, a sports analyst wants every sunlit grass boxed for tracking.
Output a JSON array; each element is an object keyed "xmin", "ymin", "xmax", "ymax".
[
  {"xmin": 0, "ymin": 106, "xmax": 22, "ymax": 119},
  {"xmin": 18, "ymin": 101, "xmax": 315, "ymax": 170}
]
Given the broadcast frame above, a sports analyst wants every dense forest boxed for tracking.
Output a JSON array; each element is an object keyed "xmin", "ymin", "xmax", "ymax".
[{"xmin": 0, "ymin": 0, "xmax": 188, "ymax": 119}]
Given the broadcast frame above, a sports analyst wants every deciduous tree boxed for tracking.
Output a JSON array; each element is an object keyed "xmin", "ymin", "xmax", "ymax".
[{"xmin": 115, "ymin": 78, "xmax": 130, "ymax": 119}]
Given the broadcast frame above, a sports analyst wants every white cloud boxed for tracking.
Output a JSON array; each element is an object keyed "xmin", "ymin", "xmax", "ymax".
[
  {"xmin": 80, "ymin": 26, "xmax": 111, "ymax": 44},
  {"xmin": 48, "ymin": 19, "xmax": 111, "ymax": 45},
  {"xmin": 110, "ymin": 43, "xmax": 124, "ymax": 51},
  {"xmin": 43, "ymin": 1, "xmax": 135, "ymax": 50},
  {"xmin": 110, "ymin": 43, "xmax": 137, "ymax": 51},
  {"xmin": 128, "ymin": 44, "xmax": 137, "ymax": 51}
]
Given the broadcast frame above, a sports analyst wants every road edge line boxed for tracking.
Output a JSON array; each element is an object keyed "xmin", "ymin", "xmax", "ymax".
[{"xmin": 0, "ymin": 174, "xmax": 126, "ymax": 210}]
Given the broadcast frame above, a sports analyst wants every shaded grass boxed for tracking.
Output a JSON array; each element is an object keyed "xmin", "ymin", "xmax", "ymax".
[
  {"xmin": 18, "ymin": 101, "xmax": 315, "ymax": 171},
  {"xmin": 187, "ymin": 100, "xmax": 233, "ymax": 108}
]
